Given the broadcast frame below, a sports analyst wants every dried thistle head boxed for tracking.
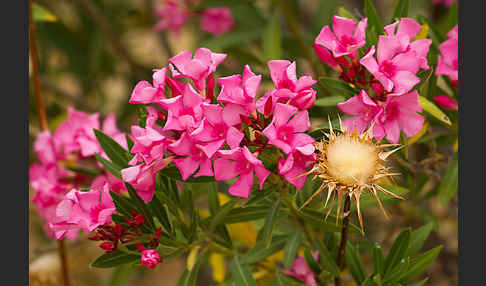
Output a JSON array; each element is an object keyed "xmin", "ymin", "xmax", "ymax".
[{"xmin": 300, "ymin": 118, "xmax": 404, "ymax": 234}]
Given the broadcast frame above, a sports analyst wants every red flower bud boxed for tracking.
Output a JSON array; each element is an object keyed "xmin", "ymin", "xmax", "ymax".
[{"xmin": 134, "ymin": 214, "xmax": 145, "ymax": 225}]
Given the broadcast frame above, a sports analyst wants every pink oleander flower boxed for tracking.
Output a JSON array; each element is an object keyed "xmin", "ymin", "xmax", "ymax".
[
  {"xmin": 338, "ymin": 89, "xmax": 424, "ymax": 143},
  {"xmin": 168, "ymin": 132, "xmax": 218, "ymax": 180},
  {"xmin": 200, "ymin": 7, "xmax": 234, "ymax": 36},
  {"xmin": 30, "ymin": 163, "xmax": 72, "ymax": 238},
  {"xmin": 434, "ymin": 95, "xmax": 458, "ymax": 110},
  {"xmin": 141, "ymin": 249, "xmax": 162, "ymax": 269},
  {"xmin": 129, "ymin": 68, "xmax": 167, "ymax": 105},
  {"xmin": 169, "ymin": 48, "xmax": 226, "ymax": 91},
  {"xmin": 360, "ymin": 18, "xmax": 431, "ymax": 96},
  {"xmin": 53, "ymin": 108, "xmax": 127, "ymax": 158},
  {"xmin": 53, "ymin": 107, "xmax": 101, "ymax": 157},
  {"xmin": 121, "ymin": 159, "xmax": 171, "ymax": 202},
  {"xmin": 50, "ymin": 188, "xmax": 116, "ymax": 240},
  {"xmin": 34, "ymin": 131, "xmax": 63, "ymax": 165},
  {"xmin": 278, "ymin": 151, "xmax": 316, "ymax": 190},
  {"xmin": 128, "ymin": 107, "xmax": 170, "ymax": 165},
  {"xmin": 383, "ymin": 18, "xmax": 432, "ymax": 70},
  {"xmin": 262, "ymin": 103, "xmax": 315, "ymax": 155},
  {"xmin": 256, "ymin": 61, "xmax": 317, "ymax": 114},
  {"xmin": 154, "ymin": 0, "xmax": 188, "ymax": 35},
  {"xmin": 217, "ymin": 64, "xmax": 261, "ymax": 117},
  {"xmin": 91, "ymin": 172, "xmax": 125, "ymax": 194},
  {"xmin": 161, "ymin": 84, "xmax": 207, "ymax": 132},
  {"xmin": 283, "ymin": 251, "xmax": 320, "ymax": 286},
  {"xmin": 314, "ymin": 16, "xmax": 367, "ymax": 61},
  {"xmin": 436, "ymin": 25, "xmax": 458, "ymax": 87},
  {"xmin": 190, "ymin": 103, "xmax": 245, "ymax": 149},
  {"xmin": 213, "ymin": 147, "xmax": 270, "ymax": 198}
]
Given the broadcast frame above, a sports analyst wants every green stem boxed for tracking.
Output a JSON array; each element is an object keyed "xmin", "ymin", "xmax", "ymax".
[{"xmin": 335, "ymin": 195, "xmax": 351, "ymax": 286}]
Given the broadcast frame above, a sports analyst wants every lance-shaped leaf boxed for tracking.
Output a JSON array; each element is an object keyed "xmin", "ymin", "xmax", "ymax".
[
  {"xmin": 91, "ymin": 251, "xmax": 139, "ymax": 268},
  {"xmin": 259, "ymin": 198, "xmax": 281, "ymax": 248},
  {"xmin": 399, "ymin": 246, "xmax": 442, "ymax": 284},
  {"xmin": 283, "ymin": 231, "xmax": 303, "ymax": 270},
  {"xmin": 345, "ymin": 241, "xmax": 367, "ymax": 284},
  {"xmin": 263, "ymin": 11, "xmax": 282, "ymax": 61},
  {"xmin": 392, "ymin": 0, "xmax": 410, "ymax": 20},
  {"xmin": 439, "ymin": 154, "xmax": 458, "ymax": 205},
  {"xmin": 318, "ymin": 77, "xmax": 358, "ymax": 98},
  {"xmin": 384, "ymin": 228, "xmax": 411, "ymax": 274},
  {"xmin": 407, "ymin": 223, "xmax": 434, "ymax": 257},
  {"xmin": 243, "ymin": 235, "xmax": 287, "ymax": 264},
  {"xmin": 231, "ymin": 256, "xmax": 257, "ymax": 286},
  {"xmin": 177, "ymin": 256, "xmax": 202, "ymax": 286},
  {"xmin": 94, "ymin": 129, "xmax": 131, "ymax": 168},
  {"xmin": 419, "ymin": 96, "xmax": 452, "ymax": 126},
  {"xmin": 95, "ymin": 154, "xmax": 122, "ymax": 179}
]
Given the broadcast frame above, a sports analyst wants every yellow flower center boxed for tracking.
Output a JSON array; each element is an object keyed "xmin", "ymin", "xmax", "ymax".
[{"xmin": 326, "ymin": 135, "xmax": 378, "ymax": 186}]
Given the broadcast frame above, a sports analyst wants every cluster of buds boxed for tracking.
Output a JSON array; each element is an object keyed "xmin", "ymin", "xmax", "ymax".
[{"xmin": 89, "ymin": 210, "xmax": 160, "ymax": 254}]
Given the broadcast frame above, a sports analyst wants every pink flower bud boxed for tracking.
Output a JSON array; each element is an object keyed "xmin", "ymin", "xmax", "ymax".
[
  {"xmin": 433, "ymin": 96, "xmax": 458, "ymax": 110},
  {"xmin": 141, "ymin": 250, "xmax": 162, "ymax": 269}
]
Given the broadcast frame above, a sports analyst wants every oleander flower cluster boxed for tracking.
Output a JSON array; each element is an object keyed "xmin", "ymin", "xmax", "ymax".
[
  {"xmin": 155, "ymin": 0, "xmax": 234, "ymax": 36},
  {"xmin": 314, "ymin": 16, "xmax": 433, "ymax": 143},
  {"xmin": 123, "ymin": 48, "xmax": 318, "ymax": 202},
  {"xmin": 29, "ymin": 108, "xmax": 127, "ymax": 240}
]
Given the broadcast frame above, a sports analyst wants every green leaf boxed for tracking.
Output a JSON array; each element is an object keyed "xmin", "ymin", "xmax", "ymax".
[
  {"xmin": 32, "ymin": 3, "xmax": 57, "ymax": 22},
  {"xmin": 149, "ymin": 195, "xmax": 172, "ymax": 233},
  {"xmin": 95, "ymin": 154, "xmax": 122, "ymax": 179},
  {"xmin": 209, "ymin": 198, "xmax": 239, "ymax": 230},
  {"xmin": 91, "ymin": 251, "xmax": 139, "ymax": 268},
  {"xmin": 177, "ymin": 257, "xmax": 202, "ymax": 286},
  {"xmin": 304, "ymin": 249, "xmax": 321, "ymax": 274},
  {"xmin": 418, "ymin": 96, "xmax": 452, "ymax": 126},
  {"xmin": 108, "ymin": 264, "xmax": 136, "ymax": 286},
  {"xmin": 384, "ymin": 228, "xmax": 411, "ymax": 275},
  {"xmin": 384, "ymin": 256, "xmax": 409, "ymax": 284},
  {"xmin": 407, "ymin": 223, "xmax": 434, "ymax": 257},
  {"xmin": 283, "ymin": 231, "xmax": 303, "ymax": 270},
  {"xmin": 364, "ymin": 0, "xmax": 384, "ymax": 44},
  {"xmin": 299, "ymin": 209, "xmax": 362, "ymax": 234},
  {"xmin": 392, "ymin": 0, "xmax": 410, "ymax": 20},
  {"xmin": 318, "ymin": 77, "xmax": 359, "ymax": 98},
  {"xmin": 202, "ymin": 29, "xmax": 262, "ymax": 51},
  {"xmin": 159, "ymin": 166, "xmax": 215, "ymax": 183},
  {"xmin": 231, "ymin": 256, "xmax": 257, "ymax": 286},
  {"xmin": 439, "ymin": 155, "xmax": 458, "ymax": 205},
  {"xmin": 400, "ymin": 246, "xmax": 442, "ymax": 284},
  {"xmin": 337, "ymin": 6, "xmax": 358, "ymax": 21},
  {"xmin": 274, "ymin": 270, "xmax": 296, "ymax": 286},
  {"xmin": 345, "ymin": 242, "xmax": 367, "ymax": 284},
  {"xmin": 259, "ymin": 198, "xmax": 281, "ymax": 248},
  {"xmin": 243, "ymin": 235, "xmax": 287, "ymax": 264},
  {"xmin": 94, "ymin": 129, "xmax": 131, "ymax": 168},
  {"xmin": 222, "ymin": 206, "xmax": 269, "ymax": 224},
  {"xmin": 312, "ymin": 237, "xmax": 340, "ymax": 276},
  {"xmin": 314, "ymin": 95, "xmax": 346, "ymax": 107},
  {"xmin": 263, "ymin": 11, "xmax": 282, "ymax": 61},
  {"xmin": 372, "ymin": 243, "xmax": 385, "ymax": 276},
  {"xmin": 408, "ymin": 277, "xmax": 429, "ymax": 286},
  {"xmin": 350, "ymin": 185, "xmax": 409, "ymax": 212},
  {"xmin": 110, "ymin": 191, "xmax": 137, "ymax": 217}
]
